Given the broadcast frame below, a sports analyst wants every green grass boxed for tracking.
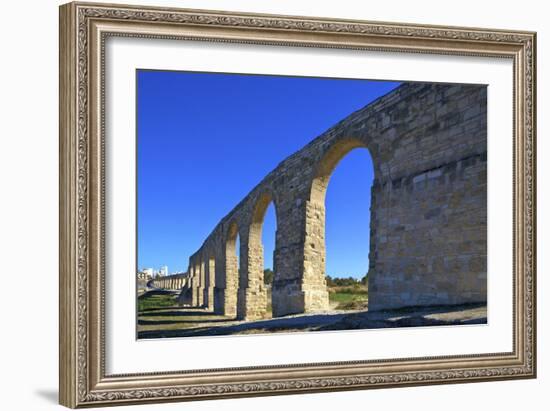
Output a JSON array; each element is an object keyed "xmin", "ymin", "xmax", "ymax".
[
  {"xmin": 328, "ymin": 285, "xmax": 368, "ymax": 310},
  {"xmin": 138, "ymin": 292, "xmax": 178, "ymax": 312},
  {"xmin": 136, "ymin": 285, "xmax": 366, "ymax": 335},
  {"xmin": 264, "ymin": 285, "xmax": 367, "ymax": 313}
]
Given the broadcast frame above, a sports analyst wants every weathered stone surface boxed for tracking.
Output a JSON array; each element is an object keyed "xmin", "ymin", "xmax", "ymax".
[
  {"xmin": 173, "ymin": 82, "xmax": 487, "ymax": 317},
  {"xmin": 150, "ymin": 274, "xmax": 188, "ymax": 293}
]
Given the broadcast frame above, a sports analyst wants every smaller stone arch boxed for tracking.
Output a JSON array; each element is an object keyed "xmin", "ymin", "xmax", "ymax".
[
  {"xmin": 249, "ymin": 191, "xmax": 278, "ymax": 246},
  {"xmin": 204, "ymin": 251, "xmax": 216, "ymax": 311},
  {"xmin": 199, "ymin": 258, "xmax": 206, "ymax": 307},
  {"xmin": 192, "ymin": 262, "xmax": 200, "ymax": 306},
  {"xmin": 223, "ymin": 221, "xmax": 240, "ymax": 317},
  {"xmin": 239, "ymin": 191, "xmax": 279, "ymax": 320},
  {"xmin": 186, "ymin": 264, "xmax": 194, "ymax": 305}
]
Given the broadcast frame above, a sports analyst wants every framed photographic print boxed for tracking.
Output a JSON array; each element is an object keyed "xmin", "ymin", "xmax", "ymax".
[{"xmin": 59, "ymin": 1, "xmax": 537, "ymax": 408}]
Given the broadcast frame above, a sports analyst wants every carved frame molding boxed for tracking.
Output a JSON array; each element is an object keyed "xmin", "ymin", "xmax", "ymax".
[{"xmin": 59, "ymin": 2, "xmax": 536, "ymax": 408}]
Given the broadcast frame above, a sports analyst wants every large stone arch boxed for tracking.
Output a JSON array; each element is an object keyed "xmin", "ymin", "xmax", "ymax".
[
  {"xmin": 309, "ymin": 138, "xmax": 377, "ymax": 205},
  {"xmin": 236, "ymin": 191, "xmax": 279, "ymax": 320},
  {"xmin": 298, "ymin": 137, "xmax": 376, "ymax": 315}
]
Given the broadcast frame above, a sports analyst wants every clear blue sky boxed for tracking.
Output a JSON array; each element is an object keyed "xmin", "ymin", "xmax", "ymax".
[{"xmin": 137, "ymin": 70, "xmax": 400, "ymax": 278}]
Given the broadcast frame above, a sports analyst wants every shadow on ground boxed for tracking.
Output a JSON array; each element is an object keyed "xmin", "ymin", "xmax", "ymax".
[
  {"xmin": 35, "ymin": 389, "xmax": 58, "ymax": 404},
  {"xmin": 139, "ymin": 310, "xmax": 224, "ymax": 317},
  {"xmin": 137, "ymin": 302, "xmax": 487, "ymax": 339}
]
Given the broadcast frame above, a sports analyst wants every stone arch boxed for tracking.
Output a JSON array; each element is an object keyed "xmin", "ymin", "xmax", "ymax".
[
  {"xmin": 187, "ymin": 263, "xmax": 195, "ymax": 305},
  {"xmin": 205, "ymin": 254, "xmax": 216, "ymax": 310},
  {"xmin": 238, "ymin": 191, "xmax": 279, "ymax": 320},
  {"xmin": 223, "ymin": 221, "xmax": 240, "ymax": 317},
  {"xmin": 250, "ymin": 191, "xmax": 278, "ymax": 246},
  {"xmin": 199, "ymin": 258, "xmax": 206, "ymax": 307},
  {"xmin": 194, "ymin": 261, "xmax": 202, "ymax": 306},
  {"xmin": 297, "ymin": 138, "xmax": 377, "ymax": 315},
  {"xmin": 310, "ymin": 138, "xmax": 375, "ymax": 205},
  {"xmin": 311, "ymin": 138, "xmax": 376, "ymax": 290}
]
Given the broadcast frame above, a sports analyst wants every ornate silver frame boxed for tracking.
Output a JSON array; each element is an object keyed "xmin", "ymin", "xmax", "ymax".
[{"xmin": 59, "ymin": 1, "xmax": 536, "ymax": 408}]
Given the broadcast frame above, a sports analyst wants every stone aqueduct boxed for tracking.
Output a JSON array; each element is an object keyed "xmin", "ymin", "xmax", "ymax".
[
  {"xmin": 149, "ymin": 274, "xmax": 186, "ymax": 290},
  {"xmin": 152, "ymin": 82, "xmax": 488, "ymax": 321}
]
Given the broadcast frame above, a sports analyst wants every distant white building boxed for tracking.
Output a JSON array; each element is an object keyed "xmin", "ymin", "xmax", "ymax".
[
  {"xmin": 137, "ymin": 271, "xmax": 151, "ymax": 280},
  {"xmin": 160, "ymin": 265, "xmax": 169, "ymax": 277},
  {"xmin": 142, "ymin": 268, "xmax": 154, "ymax": 279}
]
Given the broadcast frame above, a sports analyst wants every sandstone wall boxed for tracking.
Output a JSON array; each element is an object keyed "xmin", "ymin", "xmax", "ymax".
[{"xmin": 150, "ymin": 273, "xmax": 188, "ymax": 291}]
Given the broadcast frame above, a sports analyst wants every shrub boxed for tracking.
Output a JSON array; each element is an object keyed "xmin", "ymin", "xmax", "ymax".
[
  {"xmin": 326, "ymin": 275, "xmax": 361, "ymax": 287},
  {"xmin": 264, "ymin": 268, "xmax": 274, "ymax": 285}
]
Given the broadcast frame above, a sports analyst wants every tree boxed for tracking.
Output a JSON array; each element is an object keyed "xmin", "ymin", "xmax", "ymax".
[
  {"xmin": 326, "ymin": 275, "xmax": 361, "ymax": 287},
  {"xmin": 263, "ymin": 268, "xmax": 274, "ymax": 285}
]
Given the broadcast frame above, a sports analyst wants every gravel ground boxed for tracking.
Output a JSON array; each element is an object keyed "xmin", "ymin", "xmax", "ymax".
[{"xmin": 137, "ymin": 303, "xmax": 487, "ymax": 339}]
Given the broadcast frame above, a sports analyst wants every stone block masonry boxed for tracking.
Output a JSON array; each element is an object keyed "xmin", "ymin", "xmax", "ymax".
[
  {"xmin": 172, "ymin": 82, "xmax": 487, "ymax": 319},
  {"xmin": 150, "ymin": 274, "xmax": 188, "ymax": 292}
]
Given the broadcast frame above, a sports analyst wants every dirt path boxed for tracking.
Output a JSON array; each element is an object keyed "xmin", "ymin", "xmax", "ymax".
[{"xmin": 137, "ymin": 303, "xmax": 487, "ymax": 339}]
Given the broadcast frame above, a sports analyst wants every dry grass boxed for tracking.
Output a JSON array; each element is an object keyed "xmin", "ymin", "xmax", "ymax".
[{"xmin": 328, "ymin": 284, "xmax": 368, "ymax": 310}]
